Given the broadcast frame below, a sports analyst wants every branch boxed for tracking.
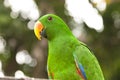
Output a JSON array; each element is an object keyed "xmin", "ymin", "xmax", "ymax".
[{"xmin": 0, "ymin": 76, "xmax": 48, "ymax": 80}]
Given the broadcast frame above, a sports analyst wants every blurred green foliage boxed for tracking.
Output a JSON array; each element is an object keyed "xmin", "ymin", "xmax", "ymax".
[{"xmin": 0, "ymin": 0, "xmax": 120, "ymax": 80}]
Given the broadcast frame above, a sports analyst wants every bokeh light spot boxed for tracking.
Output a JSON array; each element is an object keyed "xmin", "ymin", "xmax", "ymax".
[
  {"xmin": 16, "ymin": 50, "xmax": 32, "ymax": 65},
  {"xmin": 65, "ymin": 0, "xmax": 104, "ymax": 32},
  {"xmin": 4, "ymin": 0, "xmax": 40, "ymax": 20},
  {"xmin": 0, "ymin": 36, "xmax": 6, "ymax": 53},
  {"xmin": 15, "ymin": 70, "xmax": 26, "ymax": 78}
]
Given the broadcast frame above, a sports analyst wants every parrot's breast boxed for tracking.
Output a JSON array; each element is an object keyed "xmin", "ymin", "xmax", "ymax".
[{"xmin": 47, "ymin": 39, "xmax": 83, "ymax": 79}]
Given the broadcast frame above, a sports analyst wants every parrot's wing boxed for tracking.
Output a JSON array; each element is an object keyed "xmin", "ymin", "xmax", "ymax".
[
  {"xmin": 73, "ymin": 54, "xmax": 87, "ymax": 80},
  {"xmin": 73, "ymin": 43, "xmax": 104, "ymax": 80}
]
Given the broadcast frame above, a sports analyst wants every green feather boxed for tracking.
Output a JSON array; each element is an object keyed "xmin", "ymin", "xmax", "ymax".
[{"xmin": 37, "ymin": 14, "xmax": 105, "ymax": 80}]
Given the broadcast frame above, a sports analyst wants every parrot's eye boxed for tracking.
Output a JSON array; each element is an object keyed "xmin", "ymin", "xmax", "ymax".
[{"xmin": 48, "ymin": 16, "xmax": 52, "ymax": 21}]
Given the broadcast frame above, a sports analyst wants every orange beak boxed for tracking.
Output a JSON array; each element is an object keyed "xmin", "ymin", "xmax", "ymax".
[{"xmin": 34, "ymin": 21, "xmax": 44, "ymax": 40}]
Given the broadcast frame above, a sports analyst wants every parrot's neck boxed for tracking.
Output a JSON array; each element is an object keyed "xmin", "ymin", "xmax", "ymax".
[{"xmin": 48, "ymin": 34, "xmax": 77, "ymax": 46}]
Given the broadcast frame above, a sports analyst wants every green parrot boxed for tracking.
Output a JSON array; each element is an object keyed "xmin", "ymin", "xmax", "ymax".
[{"xmin": 34, "ymin": 14, "xmax": 104, "ymax": 80}]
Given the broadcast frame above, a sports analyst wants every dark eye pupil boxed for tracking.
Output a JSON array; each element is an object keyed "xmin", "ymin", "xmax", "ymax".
[{"xmin": 48, "ymin": 17, "xmax": 52, "ymax": 21}]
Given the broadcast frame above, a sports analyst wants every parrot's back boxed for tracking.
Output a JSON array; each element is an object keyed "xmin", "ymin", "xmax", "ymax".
[{"xmin": 73, "ymin": 44, "xmax": 104, "ymax": 80}]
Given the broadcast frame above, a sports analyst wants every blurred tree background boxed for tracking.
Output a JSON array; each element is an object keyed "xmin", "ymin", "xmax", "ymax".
[{"xmin": 0, "ymin": 0, "xmax": 120, "ymax": 80}]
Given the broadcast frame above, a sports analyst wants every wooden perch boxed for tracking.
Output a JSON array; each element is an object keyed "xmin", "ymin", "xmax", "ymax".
[{"xmin": 0, "ymin": 76, "xmax": 48, "ymax": 80}]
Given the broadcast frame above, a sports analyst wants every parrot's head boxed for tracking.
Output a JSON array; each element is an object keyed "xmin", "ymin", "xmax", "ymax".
[{"xmin": 34, "ymin": 14, "xmax": 71, "ymax": 40}]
